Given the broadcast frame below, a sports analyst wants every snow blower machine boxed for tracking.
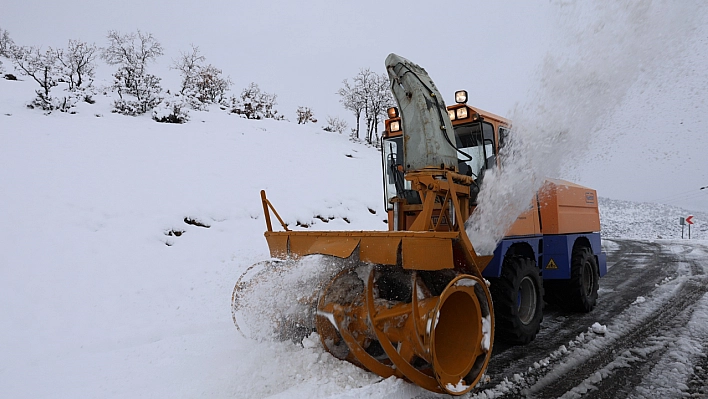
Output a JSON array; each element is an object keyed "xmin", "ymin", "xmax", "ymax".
[{"xmin": 232, "ymin": 53, "xmax": 607, "ymax": 395}]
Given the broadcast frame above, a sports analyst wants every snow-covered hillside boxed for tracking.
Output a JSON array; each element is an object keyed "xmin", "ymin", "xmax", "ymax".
[
  {"xmin": 600, "ymin": 198, "xmax": 707, "ymax": 241},
  {"xmin": 1, "ymin": 72, "xmax": 706, "ymax": 398},
  {"xmin": 0, "ymin": 74, "xmax": 389, "ymax": 399}
]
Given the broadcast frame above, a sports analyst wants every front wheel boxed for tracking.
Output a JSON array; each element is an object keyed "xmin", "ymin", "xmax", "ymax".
[{"xmin": 489, "ymin": 255, "xmax": 544, "ymax": 344}]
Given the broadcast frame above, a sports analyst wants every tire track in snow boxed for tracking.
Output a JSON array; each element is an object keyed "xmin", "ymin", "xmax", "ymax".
[
  {"xmin": 684, "ymin": 243, "xmax": 708, "ymax": 398},
  {"xmin": 479, "ymin": 240, "xmax": 675, "ymax": 391},
  {"xmin": 580, "ymin": 300, "xmax": 698, "ymax": 399},
  {"xmin": 472, "ymin": 240, "xmax": 705, "ymax": 399},
  {"xmin": 528, "ymin": 263, "xmax": 708, "ymax": 397},
  {"xmin": 686, "ymin": 344, "xmax": 708, "ymax": 397}
]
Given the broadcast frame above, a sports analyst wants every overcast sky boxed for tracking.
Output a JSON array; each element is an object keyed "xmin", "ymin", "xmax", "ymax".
[{"xmin": 3, "ymin": 0, "xmax": 707, "ymax": 212}]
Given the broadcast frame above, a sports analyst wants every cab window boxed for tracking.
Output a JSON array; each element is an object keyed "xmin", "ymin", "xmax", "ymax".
[{"xmin": 454, "ymin": 122, "xmax": 496, "ymax": 177}]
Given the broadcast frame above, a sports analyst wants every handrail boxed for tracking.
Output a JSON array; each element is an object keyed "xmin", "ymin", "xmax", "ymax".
[{"xmin": 260, "ymin": 190, "xmax": 290, "ymax": 232}]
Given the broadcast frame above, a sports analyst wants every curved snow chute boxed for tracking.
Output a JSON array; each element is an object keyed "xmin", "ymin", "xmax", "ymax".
[{"xmin": 385, "ymin": 53, "xmax": 459, "ymax": 172}]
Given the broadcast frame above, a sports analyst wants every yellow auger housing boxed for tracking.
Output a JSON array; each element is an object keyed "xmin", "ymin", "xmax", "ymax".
[{"xmin": 255, "ymin": 167, "xmax": 495, "ymax": 395}]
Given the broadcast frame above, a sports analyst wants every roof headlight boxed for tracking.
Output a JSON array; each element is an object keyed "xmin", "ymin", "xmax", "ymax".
[
  {"xmin": 455, "ymin": 107, "xmax": 468, "ymax": 119},
  {"xmin": 455, "ymin": 90, "xmax": 468, "ymax": 104},
  {"xmin": 387, "ymin": 107, "xmax": 399, "ymax": 118}
]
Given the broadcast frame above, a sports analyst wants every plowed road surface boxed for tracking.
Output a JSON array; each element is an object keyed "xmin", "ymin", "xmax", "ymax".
[{"xmin": 469, "ymin": 239, "xmax": 708, "ymax": 399}]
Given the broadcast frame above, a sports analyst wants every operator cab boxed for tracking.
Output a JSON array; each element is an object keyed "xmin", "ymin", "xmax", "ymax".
[
  {"xmin": 447, "ymin": 90, "xmax": 509, "ymax": 178},
  {"xmin": 382, "ymin": 90, "xmax": 511, "ymax": 211}
]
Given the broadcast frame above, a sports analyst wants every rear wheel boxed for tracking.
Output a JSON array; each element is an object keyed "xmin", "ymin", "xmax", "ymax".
[
  {"xmin": 544, "ymin": 246, "xmax": 599, "ymax": 313},
  {"xmin": 489, "ymin": 255, "xmax": 543, "ymax": 344},
  {"xmin": 567, "ymin": 246, "xmax": 599, "ymax": 312}
]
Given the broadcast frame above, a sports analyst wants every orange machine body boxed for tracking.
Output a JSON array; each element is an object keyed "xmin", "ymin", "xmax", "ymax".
[{"xmin": 382, "ymin": 102, "xmax": 607, "ymax": 280}]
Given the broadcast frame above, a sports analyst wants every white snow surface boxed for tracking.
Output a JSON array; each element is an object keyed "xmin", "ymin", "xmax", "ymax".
[{"xmin": 0, "ymin": 76, "xmax": 390, "ymax": 399}]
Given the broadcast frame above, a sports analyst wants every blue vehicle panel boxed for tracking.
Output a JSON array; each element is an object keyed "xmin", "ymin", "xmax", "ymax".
[
  {"xmin": 482, "ymin": 236, "xmax": 543, "ymax": 278},
  {"xmin": 482, "ymin": 232, "xmax": 607, "ymax": 280}
]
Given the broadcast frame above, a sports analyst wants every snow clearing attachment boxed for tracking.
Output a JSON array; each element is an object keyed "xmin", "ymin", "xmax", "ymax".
[
  {"xmin": 248, "ymin": 179, "xmax": 495, "ymax": 395},
  {"xmin": 232, "ymin": 54, "xmax": 496, "ymax": 395}
]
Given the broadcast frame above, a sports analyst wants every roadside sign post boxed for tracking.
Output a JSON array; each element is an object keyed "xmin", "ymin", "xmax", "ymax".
[
  {"xmin": 685, "ymin": 215, "xmax": 694, "ymax": 239},
  {"xmin": 680, "ymin": 217, "xmax": 685, "ymax": 239}
]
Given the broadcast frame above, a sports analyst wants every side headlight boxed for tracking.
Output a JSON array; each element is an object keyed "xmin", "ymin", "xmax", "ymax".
[{"xmin": 447, "ymin": 109, "xmax": 456, "ymax": 120}]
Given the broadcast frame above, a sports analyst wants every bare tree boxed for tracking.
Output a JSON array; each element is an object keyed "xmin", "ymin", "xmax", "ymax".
[
  {"xmin": 355, "ymin": 68, "xmax": 375, "ymax": 141},
  {"xmin": 195, "ymin": 64, "xmax": 231, "ymax": 103},
  {"xmin": 0, "ymin": 28, "xmax": 14, "ymax": 58},
  {"xmin": 173, "ymin": 45, "xmax": 204, "ymax": 95},
  {"xmin": 102, "ymin": 30, "xmax": 164, "ymax": 114},
  {"xmin": 230, "ymin": 82, "xmax": 283, "ymax": 120},
  {"xmin": 11, "ymin": 46, "xmax": 59, "ymax": 109},
  {"xmin": 365, "ymin": 72, "xmax": 394, "ymax": 144},
  {"xmin": 323, "ymin": 116, "xmax": 348, "ymax": 134},
  {"xmin": 338, "ymin": 68, "xmax": 394, "ymax": 144},
  {"xmin": 172, "ymin": 45, "xmax": 232, "ymax": 108},
  {"xmin": 102, "ymin": 30, "xmax": 163, "ymax": 73},
  {"xmin": 296, "ymin": 106, "xmax": 316, "ymax": 124},
  {"xmin": 54, "ymin": 40, "xmax": 98, "ymax": 90},
  {"xmin": 338, "ymin": 75, "xmax": 366, "ymax": 139}
]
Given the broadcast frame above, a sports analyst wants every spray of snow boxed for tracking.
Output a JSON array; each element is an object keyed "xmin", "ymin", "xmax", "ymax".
[
  {"xmin": 466, "ymin": 0, "xmax": 704, "ymax": 254},
  {"xmin": 446, "ymin": 379, "xmax": 469, "ymax": 394},
  {"xmin": 454, "ymin": 278, "xmax": 478, "ymax": 287},
  {"xmin": 233, "ymin": 255, "xmax": 349, "ymax": 342},
  {"xmin": 590, "ymin": 322, "xmax": 607, "ymax": 335},
  {"xmin": 482, "ymin": 315, "xmax": 492, "ymax": 352}
]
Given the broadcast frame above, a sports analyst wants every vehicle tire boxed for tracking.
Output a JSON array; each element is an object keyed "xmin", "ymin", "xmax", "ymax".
[
  {"xmin": 544, "ymin": 246, "xmax": 599, "ymax": 313},
  {"xmin": 489, "ymin": 255, "xmax": 544, "ymax": 345},
  {"xmin": 567, "ymin": 246, "xmax": 599, "ymax": 312}
]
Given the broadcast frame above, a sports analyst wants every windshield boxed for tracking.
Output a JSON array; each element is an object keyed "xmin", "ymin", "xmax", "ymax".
[{"xmin": 454, "ymin": 122, "xmax": 495, "ymax": 177}]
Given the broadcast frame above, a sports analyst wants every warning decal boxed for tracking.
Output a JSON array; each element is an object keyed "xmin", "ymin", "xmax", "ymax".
[{"xmin": 546, "ymin": 259, "xmax": 558, "ymax": 270}]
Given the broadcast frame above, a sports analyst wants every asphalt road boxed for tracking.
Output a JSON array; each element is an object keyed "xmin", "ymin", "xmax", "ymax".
[{"xmin": 472, "ymin": 239, "xmax": 708, "ymax": 399}]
